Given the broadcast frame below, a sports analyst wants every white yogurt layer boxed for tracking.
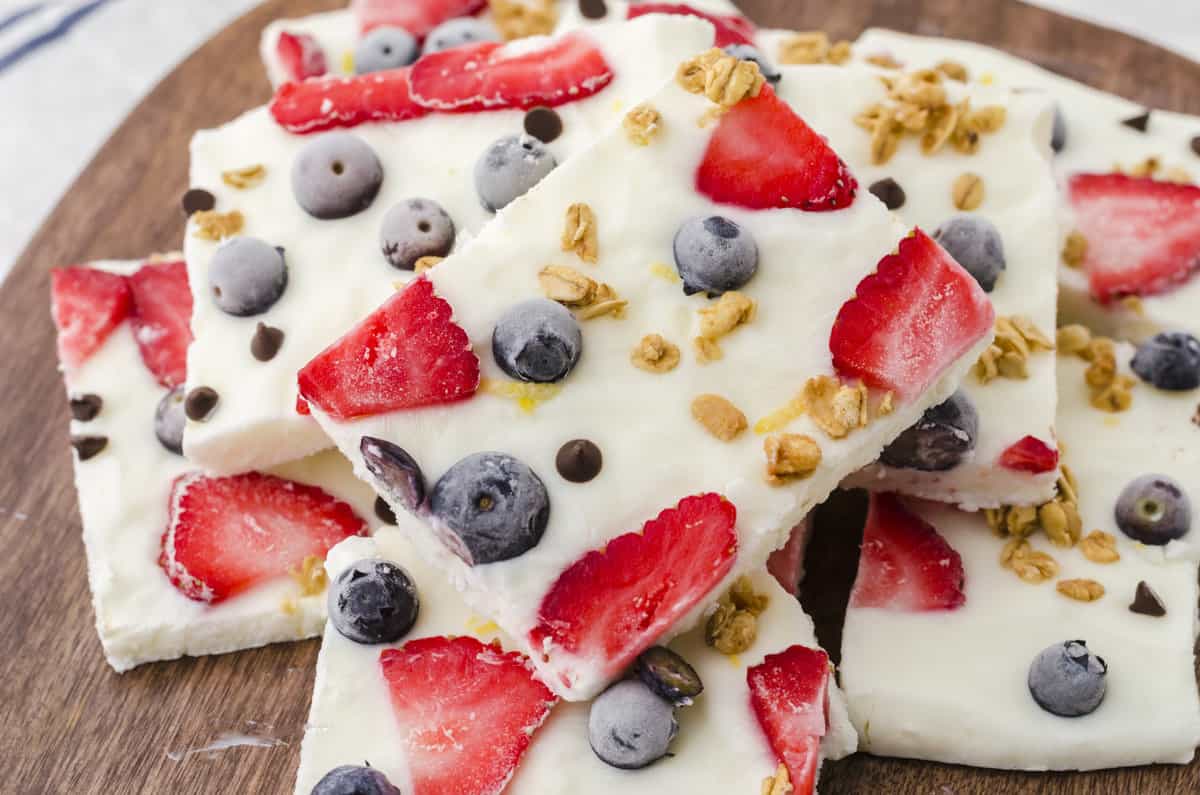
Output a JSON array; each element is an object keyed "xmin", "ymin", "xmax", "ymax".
[
  {"xmin": 294, "ymin": 527, "xmax": 856, "ymax": 794},
  {"xmin": 840, "ymin": 344, "xmax": 1200, "ymax": 770},
  {"xmin": 772, "ymin": 65, "xmax": 1060, "ymax": 509},
  {"xmin": 851, "ymin": 28, "xmax": 1200, "ymax": 345},
  {"xmin": 59, "ymin": 261, "xmax": 384, "ymax": 672},
  {"xmin": 185, "ymin": 17, "xmax": 718, "ymax": 475}
]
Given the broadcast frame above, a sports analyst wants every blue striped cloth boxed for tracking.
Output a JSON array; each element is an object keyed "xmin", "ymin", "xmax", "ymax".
[{"xmin": 0, "ymin": 0, "xmax": 113, "ymax": 74}]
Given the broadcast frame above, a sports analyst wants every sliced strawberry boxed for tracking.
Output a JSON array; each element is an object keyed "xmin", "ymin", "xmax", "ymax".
[
  {"xmin": 829, "ymin": 229, "xmax": 994, "ymax": 400},
  {"xmin": 998, "ymin": 435, "xmax": 1059, "ymax": 474},
  {"xmin": 276, "ymin": 31, "xmax": 328, "ymax": 82},
  {"xmin": 352, "ymin": 0, "xmax": 487, "ymax": 37},
  {"xmin": 747, "ymin": 644, "xmax": 830, "ymax": 795},
  {"xmin": 50, "ymin": 265, "xmax": 133, "ymax": 370},
  {"xmin": 696, "ymin": 86, "xmax": 857, "ymax": 212},
  {"xmin": 529, "ymin": 493, "xmax": 737, "ymax": 689},
  {"xmin": 295, "ymin": 394, "xmax": 311, "ymax": 415},
  {"xmin": 850, "ymin": 493, "xmax": 965, "ymax": 611},
  {"xmin": 409, "ymin": 32, "xmax": 613, "ymax": 113},
  {"xmin": 1068, "ymin": 173, "xmax": 1200, "ymax": 302},
  {"xmin": 128, "ymin": 260, "xmax": 192, "ymax": 388},
  {"xmin": 380, "ymin": 636, "xmax": 556, "ymax": 795},
  {"xmin": 298, "ymin": 276, "xmax": 479, "ymax": 421},
  {"xmin": 626, "ymin": 3, "xmax": 756, "ymax": 47},
  {"xmin": 160, "ymin": 472, "xmax": 367, "ymax": 603},
  {"xmin": 270, "ymin": 68, "xmax": 428, "ymax": 134},
  {"xmin": 767, "ymin": 520, "xmax": 809, "ymax": 596}
]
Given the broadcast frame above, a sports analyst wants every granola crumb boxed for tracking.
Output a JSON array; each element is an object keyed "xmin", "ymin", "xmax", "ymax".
[
  {"xmin": 291, "ymin": 555, "xmax": 328, "ymax": 597},
  {"xmin": 649, "ymin": 261, "xmax": 681, "ymax": 282},
  {"xmin": 975, "ymin": 315, "xmax": 1053, "ymax": 383},
  {"xmin": 413, "ymin": 255, "xmax": 443, "ymax": 273},
  {"xmin": 1056, "ymin": 324, "xmax": 1092, "ymax": 355},
  {"xmin": 221, "ymin": 164, "xmax": 267, "ymax": 189},
  {"xmin": 623, "ymin": 103, "xmax": 663, "ymax": 146},
  {"xmin": 1062, "ymin": 230, "xmax": 1088, "ymax": 268},
  {"xmin": 764, "ymin": 433, "xmax": 822, "ymax": 483},
  {"xmin": 677, "ymin": 48, "xmax": 765, "ymax": 107},
  {"xmin": 1079, "ymin": 530, "xmax": 1120, "ymax": 564},
  {"xmin": 1000, "ymin": 538, "xmax": 1058, "ymax": 583},
  {"xmin": 631, "ymin": 333, "xmax": 681, "ymax": 373},
  {"xmin": 803, "ymin": 375, "xmax": 868, "ymax": 439},
  {"xmin": 761, "ymin": 763, "xmax": 793, "ymax": 795},
  {"xmin": 936, "ymin": 59, "xmax": 969, "ymax": 81},
  {"xmin": 488, "ymin": 0, "xmax": 556, "ymax": 39},
  {"xmin": 777, "ymin": 31, "xmax": 852, "ymax": 66},
  {"xmin": 694, "ymin": 335, "xmax": 723, "ymax": 363},
  {"xmin": 539, "ymin": 264, "xmax": 597, "ymax": 306},
  {"xmin": 562, "ymin": 203, "xmax": 599, "ymax": 264},
  {"xmin": 952, "ymin": 172, "xmax": 985, "ymax": 210},
  {"xmin": 1057, "ymin": 578, "xmax": 1105, "ymax": 602},
  {"xmin": 691, "ymin": 394, "xmax": 748, "ymax": 441},
  {"xmin": 754, "ymin": 393, "xmax": 806, "ymax": 435},
  {"xmin": 191, "ymin": 209, "xmax": 244, "ymax": 241},
  {"xmin": 698, "ymin": 291, "xmax": 755, "ymax": 339},
  {"xmin": 866, "ymin": 53, "xmax": 903, "ymax": 69},
  {"xmin": 706, "ymin": 576, "xmax": 769, "ymax": 655}
]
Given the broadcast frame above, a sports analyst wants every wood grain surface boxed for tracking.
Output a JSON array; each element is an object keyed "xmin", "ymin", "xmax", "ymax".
[{"xmin": 1, "ymin": 1, "xmax": 1197, "ymax": 793}]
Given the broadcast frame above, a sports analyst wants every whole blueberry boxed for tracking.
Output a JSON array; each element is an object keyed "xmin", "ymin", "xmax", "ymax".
[
  {"xmin": 1051, "ymin": 103, "xmax": 1068, "ymax": 153},
  {"xmin": 933, "ymin": 215, "xmax": 1006, "ymax": 292},
  {"xmin": 723, "ymin": 44, "xmax": 781, "ymax": 84},
  {"xmin": 635, "ymin": 646, "xmax": 703, "ymax": 706},
  {"xmin": 1115, "ymin": 474, "xmax": 1191, "ymax": 545},
  {"xmin": 1028, "ymin": 640, "xmax": 1106, "ymax": 717},
  {"xmin": 429, "ymin": 452, "xmax": 549, "ymax": 565},
  {"xmin": 588, "ymin": 679, "xmax": 678, "ymax": 769},
  {"xmin": 474, "ymin": 134, "xmax": 557, "ymax": 212},
  {"xmin": 354, "ymin": 26, "xmax": 419, "ymax": 74},
  {"xmin": 154, "ymin": 385, "xmax": 187, "ymax": 455},
  {"xmin": 292, "ymin": 132, "xmax": 384, "ymax": 220},
  {"xmin": 328, "ymin": 559, "xmax": 420, "ymax": 645},
  {"xmin": 208, "ymin": 237, "xmax": 288, "ymax": 316},
  {"xmin": 310, "ymin": 765, "xmax": 402, "ymax": 795},
  {"xmin": 672, "ymin": 216, "xmax": 758, "ymax": 296},
  {"xmin": 492, "ymin": 299, "xmax": 583, "ymax": 383},
  {"xmin": 880, "ymin": 390, "xmax": 978, "ymax": 471},
  {"xmin": 360, "ymin": 436, "xmax": 426, "ymax": 513},
  {"xmin": 1130, "ymin": 332, "xmax": 1200, "ymax": 391},
  {"xmin": 379, "ymin": 198, "xmax": 456, "ymax": 270},
  {"xmin": 423, "ymin": 17, "xmax": 498, "ymax": 56}
]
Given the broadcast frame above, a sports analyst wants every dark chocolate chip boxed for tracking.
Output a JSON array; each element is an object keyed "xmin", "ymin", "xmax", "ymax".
[
  {"xmin": 182, "ymin": 188, "xmax": 216, "ymax": 216},
  {"xmin": 1192, "ymin": 135, "xmax": 1200, "ymax": 158},
  {"xmin": 868, "ymin": 177, "xmax": 906, "ymax": 210},
  {"xmin": 184, "ymin": 387, "xmax": 220, "ymax": 421},
  {"xmin": 250, "ymin": 322, "xmax": 286, "ymax": 362},
  {"xmin": 578, "ymin": 0, "xmax": 608, "ymax": 19},
  {"xmin": 524, "ymin": 106, "xmax": 563, "ymax": 144},
  {"xmin": 1130, "ymin": 580, "xmax": 1166, "ymax": 617},
  {"xmin": 71, "ymin": 435, "xmax": 108, "ymax": 461},
  {"xmin": 1121, "ymin": 111, "xmax": 1150, "ymax": 133},
  {"xmin": 555, "ymin": 439, "xmax": 602, "ymax": 483},
  {"xmin": 69, "ymin": 394, "xmax": 103, "ymax": 422},
  {"xmin": 374, "ymin": 496, "xmax": 398, "ymax": 525}
]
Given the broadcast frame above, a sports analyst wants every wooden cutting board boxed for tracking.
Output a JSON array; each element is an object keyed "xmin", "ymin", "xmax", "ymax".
[{"xmin": 1, "ymin": 1, "xmax": 1196, "ymax": 792}]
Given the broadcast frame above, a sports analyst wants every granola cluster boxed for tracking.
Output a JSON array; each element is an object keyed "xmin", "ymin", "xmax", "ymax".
[
  {"xmin": 694, "ymin": 291, "xmax": 755, "ymax": 362},
  {"xmin": 192, "ymin": 209, "xmax": 244, "ymax": 241},
  {"xmin": 1061, "ymin": 230, "xmax": 1088, "ymax": 268},
  {"xmin": 705, "ymin": 576, "xmax": 769, "ymax": 655},
  {"xmin": 975, "ymin": 315, "xmax": 1054, "ymax": 383},
  {"xmin": 691, "ymin": 394, "xmax": 748, "ymax": 442},
  {"xmin": 630, "ymin": 333, "xmax": 680, "ymax": 374},
  {"xmin": 221, "ymin": 164, "xmax": 267, "ymax": 190},
  {"xmin": 776, "ymin": 31, "xmax": 851, "ymax": 66},
  {"xmin": 623, "ymin": 103, "xmax": 663, "ymax": 146},
  {"xmin": 756, "ymin": 376, "xmax": 893, "ymax": 438},
  {"xmin": 763, "ymin": 433, "xmax": 822, "ymax": 484},
  {"xmin": 488, "ymin": 0, "xmax": 556, "ymax": 39},
  {"xmin": 538, "ymin": 265, "xmax": 626, "ymax": 320},
  {"xmin": 677, "ymin": 48, "xmax": 765, "ymax": 109},
  {"xmin": 986, "ymin": 466, "xmax": 1082, "ymax": 548},
  {"xmin": 760, "ymin": 764, "xmax": 794, "ymax": 795},
  {"xmin": 1113, "ymin": 155, "xmax": 1193, "ymax": 184},
  {"xmin": 1057, "ymin": 326, "xmax": 1135, "ymax": 412}
]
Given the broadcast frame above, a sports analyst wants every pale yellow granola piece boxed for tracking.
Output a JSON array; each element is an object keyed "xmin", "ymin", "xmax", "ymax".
[
  {"xmin": 754, "ymin": 393, "xmax": 806, "ymax": 435},
  {"xmin": 866, "ymin": 53, "xmax": 903, "ymax": 69},
  {"xmin": 539, "ymin": 265, "xmax": 597, "ymax": 307},
  {"xmin": 631, "ymin": 333, "xmax": 681, "ymax": 373},
  {"xmin": 698, "ymin": 291, "xmax": 755, "ymax": 339},
  {"xmin": 764, "ymin": 434, "xmax": 822, "ymax": 483},
  {"xmin": 290, "ymin": 555, "xmax": 328, "ymax": 597},
  {"xmin": 489, "ymin": 0, "xmax": 556, "ymax": 39},
  {"xmin": 761, "ymin": 764, "xmax": 793, "ymax": 795},
  {"xmin": 1056, "ymin": 324, "xmax": 1092, "ymax": 355},
  {"xmin": 191, "ymin": 209, "xmax": 244, "ymax": 241},
  {"xmin": 1062, "ymin": 231, "xmax": 1088, "ymax": 268},
  {"xmin": 413, "ymin": 256, "xmax": 443, "ymax": 274},
  {"xmin": 694, "ymin": 335, "xmax": 723, "ymax": 363},
  {"xmin": 691, "ymin": 394, "xmax": 748, "ymax": 441},
  {"xmin": 803, "ymin": 376, "xmax": 868, "ymax": 439},
  {"xmin": 1057, "ymin": 578, "xmax": 1105, "ymax": 602},
  {"xmin": 936, "ymin": 59, "xmax": 969, "ymax": 82},
  {"xmin": 562, "ymin": 203, "xmax": 599, "ymax": 264},
  {"xmin": 952, "ymin": 172, "xmax": 985, "ymax": 210},
  {"xmin": 221, "ymin": 164, "xmax": 267, "ymax": 189},
  {"xmin": 1000, "ymin": 538, "xmax": 1058, "ymax": 583},
  {"xmin": 1079, "ymin": 530, "xmax": 1120, "ymax": 564},
  {"xmin": 623, "ymin": 103, "xmax": 663, "ymax": 146},
  {"xmin": 677, "ymin": 48, "xmax": 764, "ymax": 107}
]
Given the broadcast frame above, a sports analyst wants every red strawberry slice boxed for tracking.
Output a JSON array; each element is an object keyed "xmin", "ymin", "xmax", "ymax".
[
  {"xmin": 747, "ymin": 644, "xmax": 830, "ymax": 795},
  {"xmin": 50, "ymin": 265, "xmax": 133, "ymax": 370},
  {"xmin": 767, "ymin": 520, "xmax": 809, "ymax": 596},
  {"xmin": 998, "ymin": 435, "xmax": 1059, "ymax": 474},
  {"xmin": 626, "ymin": 3, "xmax": 756, "ymax": 47},
  {"xmin": 380, "ymin": 636, "xmax": 556, "ymax": 795},
  {"xmin": 409, "ymin": 32, "xmax": 614, "ymax": 113},
  {"xmin": 1068, "ymin": 173, "xmax": 1200, "ymax": 302},
  {"xmin": 160, "ymin": 472, "xmax": 368, "ymax": 603},
  {"xmin": 276, "ymin": 31, "xmax": 328, "ymax": 82},
  {"xmin": 850, "ymin": 493, "xmax": 965, "ymax": 611},
  {"xmin": 529, "ymin": 493, "xmax": 737, "ymax": 689},
  {"xmin": 352, "ymin": 0, "xmax": 487, "ymax": 37},
  {"xmin": 128, "ymin": 260, "xmax": 192, "ymax": 388},
  {"xmin": 270, "ymin": 68, "xmax": 428, "ymax": 134},
  {"xmin": 298, "ymin": 276, "xmax": 480, "ymax": 421},
  {"xmin": 295, "ymin": 394, "xmax": 311, "ymax": 415},
  {"xmin": 830, "ymin": 229, "xmax": 994, "ymax": 400},
  {"xmin": 696, "ymin": 86, "xmax": 857, "ymax": 212}
]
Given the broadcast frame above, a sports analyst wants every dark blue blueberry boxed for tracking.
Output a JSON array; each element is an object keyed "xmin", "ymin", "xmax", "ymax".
[
  {"xmin": 354, "ymin": 26, "xmax": 419, "ymax": 74},
  {"xmin": 880, "ymin": 390, "xmax": 978, "ymax": 471},
  {"xmin": 292, "ymin": 133, "xmax": 384, "ymax": 220},
  {"xmin": 1130, "ymin": 332, "xmax": 1200, "ymax": 391},
  {"xmin": 154, "ymin": 385, "xmax": 187, "ymax": 455},
  {"xmin": 672, "ymin": 216, "xmax": 758, "ymax": 296},
  {"xmin": 379, "ymin": 198, "xmax": 456, "ymax": 270},
  {"xmin": 588, "ymin": 679, "xmax": 678, "ymax": 769},
  {"xmin": 933, "ymin": 215, "xmax": 1006, "ymax": 292},
  {"xmin": 328, "ymin": 559, "xmax": 420, "ymax": 645},
  {"xmin": 492, "ymin": 299, "xmax": 582, "ymax": 383},
  {"xmin": 310, "ymin": 764, "xmax": 402, "ymax": 795},
  {"xmin": 422, "ymin": 17, "xmax": 498, "ymax": 56},
  {"xmin": 723, "ymin": 44, "xmax": 781, "ymax": 84},
  {"xmin": 474, "ymin": 134, "xmax": 557, "ymax": 212},
  {"xmin": 635, "ymin": 646, "xmax": 703, "ymax": 706},
  {"xmin": 1115, "ymin": 474, "xmax": 1191, "ymax": 545},
  {"xmin": 1028, "ymin": 640, "xmax": 1106, "ymax": 717},
  {"xmin": 429, "ymin": 452, "xmax": 549, "ymax": 565},
  {"xmin": 360, "ymin": 436, "xmax": 426, "ymax": 513},
  {"xmin": 208, "ymin": 237, "xmax": 288, "ymax": 316},
  {"xmin": 1051, "ymin": 103, "xmax": 1067, "ymax": 153}
]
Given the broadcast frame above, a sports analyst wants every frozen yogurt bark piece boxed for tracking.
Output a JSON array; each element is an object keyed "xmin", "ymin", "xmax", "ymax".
[
  {"xmin": 294, "ymin": 525, "xmax": 856, "ymax": 794},
  {"xmin": 770, "ymin": 65, "xmax": 1061, "ymax": 509},
  {"xmin": 50, "ymin": 259, "xmax": 381, "ymax": 671},
  {"xmin": 185, "ymin": 16, "xmax": 718, "ymax": 474},
  {"xmin": 839, "ymin": 331, "xmax": 1200, "ymax": 770},
  {"xmin": 850, "ymin": 28, "xmax": 1200, "ymax": 345},
  {"xmin": 298, "ymin": 55, "xmax": 996, "ymax": 699}
]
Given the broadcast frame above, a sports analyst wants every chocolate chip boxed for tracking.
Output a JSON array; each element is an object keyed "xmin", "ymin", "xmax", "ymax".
[
  {"xmin": 1191, "ymin": 135, "xmax": 1200, "ymax": 158},
  {"xmin": 374, "ymin": 496, "xmax": 398, "ymax": 525},
  {"xmin": 1121, "ymin": 111, "xmax": 1150, "ymax": 133},
  {"xmin": 578, "ymin": 0, "xmax": 608, "ymax": 19},
  {"xmin": 69, "ymin": 394, "xmax": 103, "ymax": 422},
  {"xmin": 524, "ymin": 106, "xmax": 563, "ymax": 144},
  {"xmin": 182, "ymin": 188, "xmax": 216, "ymax": 216},
  {"xmin": 1129, "ymin": 580, "xmax": 1166, "ymax": 617},
  {"xmin": 868, "ymin": 177, "xmax": 906, "ymax": 210},
  {"xmin": 250, "ymin": 322, "xmax": 285, "ymax": 362},
  {"xmin": 71, "ymin": 435, "xmax": 108, "ymax": 461},
  {"xmin": 556, "ymin": 439, "xmax": 602, "ymax": 483},
  {"xmin": 184, "ymin": 387, "xmax": 220, "ymax": 421}
]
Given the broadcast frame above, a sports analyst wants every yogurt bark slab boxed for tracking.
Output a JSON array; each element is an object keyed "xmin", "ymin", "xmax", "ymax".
[
  {"xmin": 839, "ymin": 334, "xmax": 1200, "ymax": 770},
  {"xmin": 50, "ymin": 259, "xmax": 382, "ymax": 671},
  {"xmin": 294, "ymin": 526, "xmax": 856, "ymax": 794}
]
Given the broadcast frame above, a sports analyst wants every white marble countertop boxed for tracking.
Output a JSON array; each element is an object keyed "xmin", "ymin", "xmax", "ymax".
[{"xmin": 0, "ymin": 0, "xmax": 1195, "ymax": 284}]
